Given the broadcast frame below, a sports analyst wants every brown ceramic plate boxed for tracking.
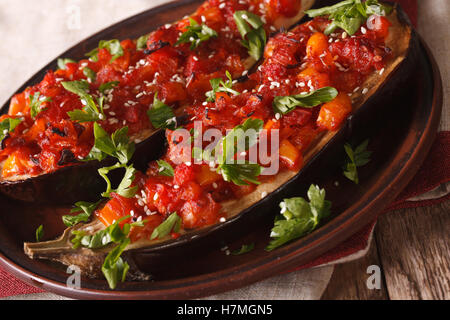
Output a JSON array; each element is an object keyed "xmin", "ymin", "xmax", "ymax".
[{"xmin": 0, "ymin": 0, "xmax": 443, "ymax": 299}]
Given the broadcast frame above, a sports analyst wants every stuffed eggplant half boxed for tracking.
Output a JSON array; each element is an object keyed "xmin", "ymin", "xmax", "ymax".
[
  {"xmin": 25, "ymin": 1, "xmax": 416, "ymax": 289},
  {"xmin": 0, "ymin": 0, "xmax": 314, "ymax": 204}
]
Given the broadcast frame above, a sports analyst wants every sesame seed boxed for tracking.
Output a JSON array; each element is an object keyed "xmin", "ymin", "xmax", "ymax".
[
  {"xmin": 219, "ymin": 217, "xmax": 226, "ymax": 223},
  {"xmin": 261, "ymin": 191, "xmax": 267, "ymax": 198},
  {"xmin": 362, "ymin": 88, "xmax": 368, "ymax": 94}
]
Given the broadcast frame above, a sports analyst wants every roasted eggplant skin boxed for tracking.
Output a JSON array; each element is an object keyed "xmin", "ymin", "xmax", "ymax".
[
  {"xmin": 0, "ymin": 129, "xmax": 166, "ymax": 204},
  {"xmin": 24, "ymin": 3, "xmax": 420, "ymax": 281}
]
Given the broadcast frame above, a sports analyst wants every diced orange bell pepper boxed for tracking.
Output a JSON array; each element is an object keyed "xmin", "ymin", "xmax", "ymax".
[
  {"xmin": 195, "ymin": 164, "xmax": 221, "ymax": 186},
  {"xmin": 279, "ymin": 139, "xmax": 302, "ymax": 170},
  {"xmin": 317, "ymin": 93, "xmax": 352, "ymax": 131},
  {"xmin": 306, "ymin": 32, "xmax": 329, "ymax": 58}
]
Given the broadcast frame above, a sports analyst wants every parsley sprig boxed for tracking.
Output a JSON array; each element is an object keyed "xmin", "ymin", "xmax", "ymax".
[
  {"xmin": 71, "ymin": 216, "xmax": 145, "ymax": 289},
  {"xmin": 205, "ymin": 71, "xmax": 240, "ymax": 102},
  {"xmin": 0, "ymin": 118, "xmax": 22, "ymax": 141},
  {"xmin": 62, "ymin": 80, "xmax": 106, "ymax": 122},
  {"xmin": 343, "ymin": 139, "xmax": 371, "ymax": 184},
  {"xmin": 175, "ymin": 18, "xmax": 218, "ymax": 50},
  {"xmin": 266, "ymin": 185, "xmax": 331, "ymax": 251},
  {"xmin": 150, "ymin": 212, "xmax": 182, "ymax": 240},
  {"xmin": 156, "ymin": 160, "xmax": 175, "ymax": 177},
  {"xmin": 305, "ymin": 0, "xmax": 392, "ymax": 35},
  {"xmin": 29, "ymin": 92, "xmax": 52, "ymax": 119},
  {"xmin": 84, "ymin": 123, "xmax": 135, "ymax": 164},
  {"xmin": 98, "ymin": 163, "xmax": 138, "ymax": 199},
  {"xmin": 216, "ymin": 118, "xmax": 264, "ymax": 186},
  {"xmin": 273, "ymin": 87, "xmax": 338, "ymax": 115},
  {"xmin": 234, "ymin": 11, "xmax": 267, "ymax": 61},
  {"xmin": 86, "ymin": 39, "xmax": 124, "ymax": 63},
  {"xmin": 62, "ymin": 200, "xmax": 102, "ymax": 227},
  {"xmin": 147, "ymin": 93, "xmax": 177, "ymax": 129}
]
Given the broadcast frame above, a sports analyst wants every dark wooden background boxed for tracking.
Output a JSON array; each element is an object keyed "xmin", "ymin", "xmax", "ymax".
[{"xmin": 322, "ymin": 201, "xmax": 449, "ymax": 299}]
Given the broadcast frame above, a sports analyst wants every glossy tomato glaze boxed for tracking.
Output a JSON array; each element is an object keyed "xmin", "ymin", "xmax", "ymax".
[
  {"xmin": 0, "ymin": 0, "xmax": 301, "ymax": 179},
  {"xmin": 95, "ymin": 15, "xmax": 392, "ymax": 242}
]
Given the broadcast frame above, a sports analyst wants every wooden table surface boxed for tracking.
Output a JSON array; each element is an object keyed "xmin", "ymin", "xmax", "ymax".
[{"xmin": 322, "ymin": 201, "xmax": 449, "ymax": 299}]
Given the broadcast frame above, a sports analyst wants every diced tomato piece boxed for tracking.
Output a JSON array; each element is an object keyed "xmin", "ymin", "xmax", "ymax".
[
  {"xmin": 174, "ymin": 163, "xmax": 195, "ymax": 187},
  {"xmin": 366, "ymin": 15, "xmax": 391, "ymax": 39},
  {"xmin": 128, "ymin": 214, "xmax": 164, "ymax": 242},
  {"xmin": 179, "ymin": 194, "xmax": 220, "ymax": 229}
]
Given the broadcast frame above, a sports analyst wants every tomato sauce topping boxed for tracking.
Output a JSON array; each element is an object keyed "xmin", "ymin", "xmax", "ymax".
[
  {"xmin": 0, "ymin": 0, "xmax": 299, "ymax": 179},
  {"xmin": 96, "ymin": 14, "xmax": 393, "ymax": 240}
]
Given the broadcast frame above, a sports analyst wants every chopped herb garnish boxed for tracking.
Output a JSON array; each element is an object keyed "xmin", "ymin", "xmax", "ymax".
[
  {"xmin": 147, "ymin": 93, "xmax": 176, "ymax": 129},
  {"xmin": 98, "ymin": 163, "xmax": 138, "ymax": 199},
  {"xmin": 62, "ymin": 200, "xmax": 102, "ymax": 227},
  {"xmin": 234, "ymin": 11, "xmax": 267, "ymax": 60},
  {"xmin": 305, "ymin": 0, "xmax": 392, "ymax": 35},
  {"xmin": 84, "ymin": 123, "xmax": 135, "ymax": 164},
  {"xmin": 273, "ymin": 87, "xmax": 338, "ymax": 115},
  {"xmin": 86, "ymin": 39, "xmax": 124, "ymax": 63},
  {"xmin": 83, "ymin": 67, "xmax": 97, "ymax": 83},
  {"xmin": 101, "ymin": 239, "xmax": 130, "ymax": 289},
  {"xmin": 150, "ymin": 212, "xmax": 182, "ymax": 240},
  {"xmin": 343, "ymin": 139, "xmax": 371, "ymax": 184},
  {"xmin": 136, "ymin": 35, "xmax": 149, "ymax": 50},
  {"xmin": 70, "ymin": 215, "xmax": 144, "ymax": 250},
  {"xmin": 35, "ymin": 225, "xmax": 44, "ymax": 242},
  {"xmin": 220, "ymin": 162, "xmax": 262, "ymax": 186},
  {"xmin": 205, "ymin": 71, "xmax": 240, "ymax": 102},
  {"xmin": 63, "ymin": 80, "xmax": 105, "ymax": 122},
  {"xmin": 266, "ymin": 185, "xmax": 331, "ymax": 251},
  {"xmin": 156, "ymin": 160, "xmax": 174, "ymax": 177},
  {"xmin": 175, "ymin": 18, "xmax": 218, "ymax": 50},
  {"xmin": 231, "ymin": 243, "xmax": 255, "ymax": 255},
  {"xmin": 211, "ymin": 118, "xmax": 264, "ymax": 186},
  {"xmin": 57, "ymin": 58, "xmax": 76, "ymax": 70},
  {"xmin": 0, "ymin": 118, "xmax": 22, "ymax": 141},
  {"xmin": 99, "ymin": 81, "xmax": 120, "ymax": 94},
  {"xmin": 29, "ymin": 92, "xmax": 52, "ymax": 119}
]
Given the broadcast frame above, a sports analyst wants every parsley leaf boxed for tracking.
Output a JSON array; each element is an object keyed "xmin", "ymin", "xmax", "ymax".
[
  {"xmin": 62, "ymin": 200, "xmax": 102, "ymax": 227},
  {"xmin": 63, "ymin": 81, "xmax": 105, "ymax": 122},
  {"xmin": 231, "ymin": 243, "xmax": 255, "ymax": 255},
  {"xmin": 156, "ymin": 160, "xmax": 174, "ymax": 177},
  {"xmin": 147, "ymin": 93, "xmax": 176, "ymax": 129},
  {"xmin": 98, "ymin": 163, "xmax": 138, "ymax": 199},
  {"xmin": 99, "ymin": 81, "xmax": 120, "ymax": 94},
  {"xmin": 57, "ymin": 58, "xmax": 76, "ymax": 70},
  {"xmin": 70, "ymin": 215, "xmax": 143, "ymax": 250},
  {"xmin": 35, "ymin": 225, "xmax": 44, "ymax": 242},
  {"xmin": 305, "ymin": 0, "xmax": 392, "ymax": 35},
  {"xmin": 273, "ymin": 87, "xmax": 338, "ymax": 115},
  {"xmin": 234, "ymin": 11, "xmax": 267, "ymax": 60},
  {"xmin": 86, "ymin": 39, "xmax": 124, "ymax": 63},
  {"xmin": 175, "ymin": 18, "xmax": 218, "ymax": 50},
  {"xmin": 29, "ymin": 92, "xmax": 52, "ymax": 119},
  {"xmin": 214, "ymin": 118, "xmax": 264, "ymax": 185},
  {"xmin": 102, "ymin": 238, "xmax": 130, "ymax": 289},
  {"xmin": 136, "ymin": 35, "xmax": 149, "ymax": 50},
  {"xmin": 84, "ymin": 123, "xmax": 135, "ymax": 164},
  {"xmin": 83, "ymin": 67, "xmax": 96, "ymax": 83},
  {"xmin": 0, "ymin": 118, "xmax": 22, "ymax": 141},
  {"xmin": 220, "ymin": 162, "xmax": 262, "ymax": 186},
  {"xmin": 150, "ymin": 212, "xmax": 182, "ymax": 240},
  {"xmin": 266, "ymin": 185, "xmax": 331, "ymax": 251},
  {"xmin": 343, "ymin": 139, "xmax": 371, "ymax": 184},
  {"xmin": 205, "ymin": 71, "xmax": 240, "ymax": 102}
]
